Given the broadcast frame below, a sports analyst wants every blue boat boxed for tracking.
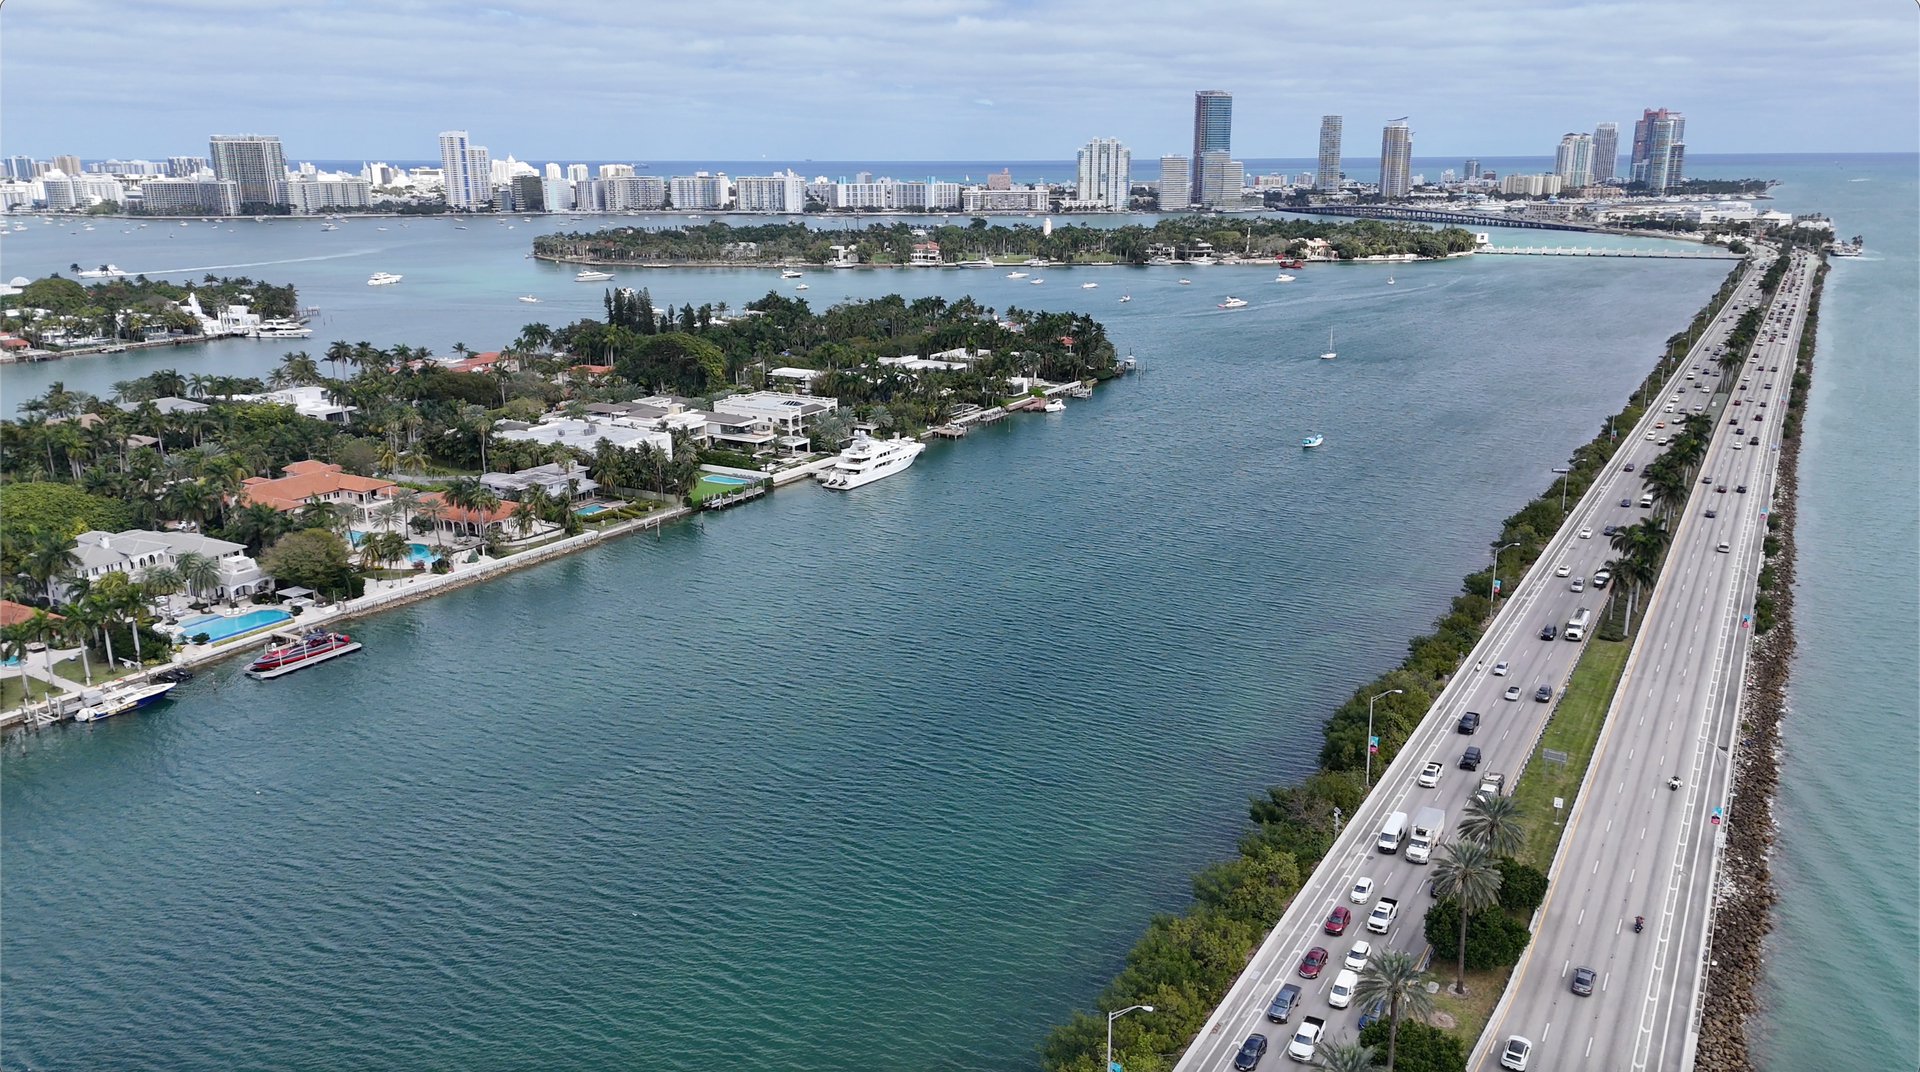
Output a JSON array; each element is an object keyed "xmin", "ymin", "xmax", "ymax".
[{"xmin": 1301, "ymin": 434, "xmax": 1325, "ymax": 448}]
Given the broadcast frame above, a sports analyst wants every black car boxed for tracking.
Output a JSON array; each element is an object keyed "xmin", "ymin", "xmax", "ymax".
[
  {"xmin": 1750, "ymin": 436, "xmax": 1761, "ymax": 445},
  {"xmin": 1571, "ymin": 966, "xmax": 1597, "ymax": 996},
  {"xmin": 1620, "ymin": 498, "xmax": 1633, "ymax": 508},
  {"xmin": 1266, "ymin": 983, "xmax": 1303, "ymax": 1023},
  {"xmin": 1705, "ymin": 509, "xmax": 1718, "ymax": 518},
  {"xmin": 1736, "ymin": 484, "xmax": 1748, "ymax": 494},
  {"xmin": 1540, "ymin": 623, "xmax": 1557, "ymax": 641},
  {"xmin": 1534, "ymin": 685, "xmax": 1554, "ymax": 703},
  {"xmin": 1460, "ymin": 746, "xmax": 1483, "ymax": 770},
  {"xmin": 1458, "ymin": 710, "xmax": 1482, "ymax": 734},
  {"xmin": 1622, "ymin": 462, "xmax": 1636, "ymax": 472},
  {"xmin": 1702, "ymin": 474, "xmax": 1714, "ymax": 484},
  {"xmin": 1234, "ymin": 1033, "xmax": 1269, "ymax": 1071}
]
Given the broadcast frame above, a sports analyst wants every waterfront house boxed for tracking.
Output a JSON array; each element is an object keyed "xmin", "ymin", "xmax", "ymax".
[
  {"xmin": 702, "ymin": 411, "xmax": 778, "ymax": 454},
  {"xmin": 237, "ymin": 460, "xmax": 396, "ymax": 522},
  {"xmin": 116, "ymin": 396, "xmax": 209, "ymax": 416},
  {"xmin": 229, "ymin": 385, "xmax": 355, "ymax": 423},
  {"xmin": 417, "ymin": 490, "xmax": 516, "ymax": 542},
  {"xmin": 494, "ymin": 415, "xmax": 674, "ymax": 458},
  {"xmin": 479, "ymin": 462, "xmax": 600, "ymax": 503},
  {"xmin": 712, "ymin": 390, "xmax": 837, "ymax": 435},
  {"xmin": 67, "ymin": 529, "xmax": 266, "ymax": 600}
]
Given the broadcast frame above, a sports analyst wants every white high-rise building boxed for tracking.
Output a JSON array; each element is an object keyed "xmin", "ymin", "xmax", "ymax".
[
  {"xmin": 928, "ymin": 182, "xmax": 962, "ymax": 211},
  {"xmin": 439, "ymin": 131, "xmax": 491, "ymax": 210},
  {"xmin": 1378, "ymin": 120, "xmax": 1412, "ymax": 199},
  {"xmin": 541, "ymin": 177, "xmax": 574, "ymax": 213},
  {"xmin": 1074, "ymin": 137, "xmax": 1131, "ymax": 210},
  {"xmin": 1554, "ymin": 133, "xmax": 1593, "ymax": 190},
  {"xmin": 604, "ymin": 176, "xmax": 667, "ymax": 211},
  {"xmin": 566, "ymin": 164, "xmax": 589, "ymax": 182},
  {"xmin": 669, "ymin": 172, "xmax": 728, "ymax": 210},
  {"xmin": 1591, "ymin": 122, "xmax": 1620, "ymax": 183},
  {"xmin": 208, "ymin": 134, "xmax": 288, "ymax": 206},
  {"xmin": 1197, "ymin": 151, "xmax": 1242, "ymax": 208},
  {"xmin": 545, "ymin": 162, "xmax": 563, "ymax": 181},
  {"xmin": 735, "ymin": 171, "xmax": 807, "ymax": 213},
  {"xmin": 1317, "ymin": 116, "xmax": 1343, "ymax": 190},
  {"xmin": 599, "ymin": 164, "xmax": 634, "ymax": 179},
  {"xmin": 287, "ymin": 177, "xmax": 374, "ymax": 214},
  {"xmin": 1158, "ymin": 155, "xmax": 1190, "ymax": 210}
]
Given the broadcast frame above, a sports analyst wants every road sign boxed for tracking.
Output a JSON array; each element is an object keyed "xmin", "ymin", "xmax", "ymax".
[{"xmin": 1552, "ymin": 797, "xmax": 1564, "ymax": 810}]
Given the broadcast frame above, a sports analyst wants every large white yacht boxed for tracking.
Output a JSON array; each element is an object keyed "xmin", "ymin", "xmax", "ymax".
[
  {"xmin": 817, "ymin": 435, "xmax": 927, "ymax": 490},
  {"xmin": 575, "ymin": 269, "xmax": 615, "ymax": 282}
]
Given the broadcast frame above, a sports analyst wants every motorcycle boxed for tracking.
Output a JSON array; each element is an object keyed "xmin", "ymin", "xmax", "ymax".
[
  {"xmin": 1669, "ymin": 776, "xmax": 1682, "ymax": 791},
  {"xmin": 1634, "ymin": 916, "xmax": 1645, "ymax": 933}
]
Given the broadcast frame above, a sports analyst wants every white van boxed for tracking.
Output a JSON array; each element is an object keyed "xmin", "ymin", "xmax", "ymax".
[
  {"xmin": 1328, "ymin": 969, "xmax": 1359, "ymax": 1009},
  {"xmin": 1377, "ymin": 811, "xmax": 1408, "ymax": 853},
  {"xmin": 1640, "ymin": 492, "xmax": 1654, "ymax": 508}
]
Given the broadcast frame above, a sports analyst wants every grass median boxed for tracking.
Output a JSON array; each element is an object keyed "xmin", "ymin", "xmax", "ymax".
[{"xmin": 1511, "ymin": 636, "xmax": 1632, "ymax": 869}]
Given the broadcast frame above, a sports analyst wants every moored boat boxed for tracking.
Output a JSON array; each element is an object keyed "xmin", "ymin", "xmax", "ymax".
[
  {"xmin": 246, "ymin": 629, "xmax": 362, "ymax": 680},
  {"xmin": 72, "ymin": 680, "xmax": 179, "ymax": 722},
  {"xmin": 817, "ymin": 435, "xmax": 927, "ymax": 490}
]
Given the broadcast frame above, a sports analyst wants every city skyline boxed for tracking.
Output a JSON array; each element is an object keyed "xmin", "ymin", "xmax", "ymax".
[{"xmin": 4, "ymin": 1, "xmax": 1913, "ymax": 158}]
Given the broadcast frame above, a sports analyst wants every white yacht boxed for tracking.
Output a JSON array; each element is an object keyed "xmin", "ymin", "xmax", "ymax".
[
  {"xmin": 817, "ymin": 435, "xmax": 927, "ymax": 490},
  {"xmin": 1043, "ymin": 398, "xmax": 1066, "ymax": 412},
  {"xmin": 794, "ymin": 283, "xmax": 809, "ymax": 290},
  {"xmin": 1006, "ymin": 271, "xmax": 1027, "ymax": 279},
  {"xmin": 1080, "ymin": 282, "xmax": 1098, "ymax": 289},
  {"xmin": 1217, "ymin": 296, "xmax": 1248, "ymax": 309},
  {"xmin": 519, "ymin": 295, "xmax": 541, "ymax": 303},
  {"xmin": 254, "ymin": 319, "xmax": 314, "ymax": 338},
  {"xmin": 781, "ymin": 268, "xmax": 804, "ymax": 278},
  {"xmin": 367, "ymin": 272, "xmax": 402, "ymax": 286},
  {"xmin": 575, "ymin": 269, "xmax": 615, "ymax": 282},
  {"xmin": 1274, "ymin": 273, "xmax": 1296, "ymax": 282}
]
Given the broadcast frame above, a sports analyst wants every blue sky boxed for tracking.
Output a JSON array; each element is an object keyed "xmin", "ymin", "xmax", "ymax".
[{"xmin": 4, "ymin": 0, "xmax": 1915, "ymax": 161}]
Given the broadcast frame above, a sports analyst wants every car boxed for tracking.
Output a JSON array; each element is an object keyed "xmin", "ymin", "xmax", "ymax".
[
  {"xmin": 1555, "ymin": 563, "xmax": 1571, "ymax": 577},
  {"xmin": 1350, "ymin": 877, "xmax": 1375, "ymax": 904},
  {"xmin": 1654, "ymin": 420, "xmax": 1666, "ymax": 428},
  {"xmin": 1729, "ymin": 415, "xmax": 1739, "ymax": 424},
  {"xmin": 1287, "ymin": 1017, "xmax": 1325, "ymax": 1062},
  {"xmin": 1458, "ymin": 710, "xmax": 1481, "ymax": 734},
  {"xmin": 1572, "ymin": 965, "xmax": 1597, "ymax": 996},
  {"xmin": 1504, "ymin": 685, "xmax": 1522, "ymax": 701},
  {"xmin": 1327, "ymin": 970, "xmax": 1359, "ymax": 1009},
  {"xmin": 1539, "ymin": 623, "xmax": 1557, "ymax": 641},
  {"xmin": 1265, "ymin": 983, "xmax": 1303, "ymax": 1023},
  {"xmin": 1752, "ymin": 413, "xmax": 1763, "ymax": 422},
  {"xmin": 1344, "ymin": 940, "xmax": 1372, "ymax": 972},
  {"xmin": 1716, "ymin": 485, "xmax": 1727, "ymax": 493},
  {"xmin": 1736, "ymin": 484, "xmax": 1748, "ymax": 493},
  {"xmin": 1534, "ymin": 685, "xmax": 1553, "ymax": 703},
  {"xmin": 1732, "ymin": 399, "xmax": 1743, "ymax": 406},
  {"xmin": 1620, "ymin": 497, "xmax": 1633, "ymax": 508},
  {"xmin": 1592, "ymin": 568, "xmax": 1612, "ymax": 587},
  {"xmin": 1764, "ymin": 382, "xmax": 1774, "ymax": 389},
  {"xmin": 1578, "ymin": 527, "xmax": 1593, "ymax": 539},
  {"xmin": 1703, "ymin": 474, "xmax": 1715, "ymax": 484},
  {"xmin": 1417, "ymin": 761, "xmax": 1443, "ymax": 788},
  {"xmin": 1499, "ymin": 1035, "xmax": 1534, "ymax": 1070},
  {"xmin": 1323, "ymin": 906, "xmax": 1351, "ymax": 935},
  {"xmin": 1644, "ymin": 431, "xmax": 1654, "ymax": 440},
  {"xmin": 1751, "ymin": 436, "xmax": 1762, "ymax": 445},
  {"xmin": 1704, "ymin": 509, "xmax": 1717, "ymax": 518},
  {"xmin": 1718, "ymin": 541, "xmax": 1732, "ymax": 553},
  {"xmin": 1622, "ymin": 462, "xmax": 1635, "ymax": 472},
  {"xmin": 1570, "ymin": 577, "xmax": 1584, "ymax": 592},
  {"xmin": 1299, "ymin": 945, "xmax": 1330, "ymax": 977},
  {"xmin": 1732, "ymin": 440, "xmax": 1745, "ymax": 450},
  {"xmin": 1460, "ymin": 746, "xmax": 1482, "ymax": 770},
  {"xmin": 1492, "ymin": 661, "xmax": 1509, "ymax": 676},
  {"xmin": 1759, "ymin": 399, "xmax": 1769, "ymax": 407},
  {"xmin": 1602, "ymin": 524, "xmax": 1616, "ymax": 537},
  {"xmin": 1233, "ymin": 1032, "xmax": 1269, "ymax": 1071}
]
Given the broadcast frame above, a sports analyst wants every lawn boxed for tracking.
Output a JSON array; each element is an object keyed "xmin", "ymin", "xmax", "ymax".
[
  {"xmin": 1510, "ymin": 637, "xmax": 1632, "ymax": 869},
  {"xmin": 1428, "ymin": 965, "xmax": 1513, "ymax": 1048},
  {"xmin": 0, "ymin": 673, "xmax": 62, "ymax": 711},
  {"xmin": 51, "ymin": 656, "xmax": 136, "ymax": 688},
  {"xmin": 689, "ymin": 474, "xmax": 761, "ymax": 504}
]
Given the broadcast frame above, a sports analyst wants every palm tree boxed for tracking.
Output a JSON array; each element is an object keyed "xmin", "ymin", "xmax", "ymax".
[
  {"xmin": 173, "ymin": 552, "xmax": 222, "ymax": 605},
  {"xmin": 510, "ymin": 499, "xmax": 537, "ymax": 539},
  {"xmin": 1460, "ymin": 794, "xmax": 1526, "ymax": 857},
  {"xmin": 1314, "ymin": 1038, "xmax": 1381, "ymax": 1072},
  {"xmin": 2, "ymin": 620, "xmax": 37, "ymax": 707},
  {"xmin": 19, "ymin": 529, "xmax": 80, "ymax": 607},
  {"xmin": 1349, "ymin": 948, "xmax": 1434, "ymax": 1071},
  {"xmin": 1430, "ymin": 839, "xmax": 1504, "ymax": 993}
]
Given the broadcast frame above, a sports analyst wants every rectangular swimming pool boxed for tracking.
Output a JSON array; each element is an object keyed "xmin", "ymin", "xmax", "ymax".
[{"xmin": 175, "ymin": 608, "xmax": 292, "ymax": 643}]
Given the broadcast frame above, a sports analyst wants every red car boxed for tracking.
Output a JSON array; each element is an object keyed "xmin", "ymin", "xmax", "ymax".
[
  {"xmin": 1324, "ymin": 906, "xmax": 1352, "ymax": 935},
  {"xmin": 1299, "ymin": 946, "xmax": 1330, "ymax": 978}
]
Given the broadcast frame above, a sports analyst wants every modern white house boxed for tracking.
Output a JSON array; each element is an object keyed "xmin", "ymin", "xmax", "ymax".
[
  {"xmin": 68, "ymin": 529, "xmax": 266, "ymax": 600},
  {"xmin": 479, "ymin": 461, "xmax": 600, "ymax": 502},
  {"xmin": 494, "ymin": 415, "xmax": 674, "ymax": 458}
]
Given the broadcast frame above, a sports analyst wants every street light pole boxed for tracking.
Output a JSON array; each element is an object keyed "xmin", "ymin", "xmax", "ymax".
[
  {"xmin": 1553, "ymin": 467, "xmax": 1572, "ymax": 515},
  {"xmin": 1107, "ymin": 1004, "xmax": 1155, "ymax": 1072},
  {"xmin": 1364, "ymin": 688, "xmax": 1404, "ymax": 789},
  {"xmin": 1490, "ymin": 542, "xmax": 1521, "ymax": 602}
]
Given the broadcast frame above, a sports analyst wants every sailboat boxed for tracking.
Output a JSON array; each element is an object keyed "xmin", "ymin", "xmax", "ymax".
[
  {"xmin": 1320, "ymin": 327, "xmax": 1336, "ymax": 360},
  {"xmin": 1387, "ymin": 274, "xmax": 1395, "ymax": 284}
]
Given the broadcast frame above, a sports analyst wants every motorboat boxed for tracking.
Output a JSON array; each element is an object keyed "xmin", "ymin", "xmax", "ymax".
[
  {"xmin": 1217, "ymin": 296, "xmax": 1248, "ymax": 309},
  {"xmin": 1007, "ymin": 271, "xmax": 1027, "ymax": 278},
  {"xmin": 1320, "ymin": 326, "xmax": 1336, "ymax": 360},
  {"xmin": 1081, "ymin": 282, "xmax": 1098, "ymax": 289},
  {"xmin": 1043, "ymin": 398, "xmax": 1066, "ymax": 413},
  {"xmin": 519, "ymin": 295, "xmax": 541, "ymax": 303},
  {"xmin": 254, "ymin": 319, "xmax": 314, "ymax": 338},
  {"xmin": 1118, "ymin": 295, "xmax": 1131, "ymax": 302},
  {"xmin": 367, "ymin": 272, "xmax": 402, "ymax": 286},
  {"xmin": 817, "ymin": 435, "xmax": 927, "ymax": 490},
  {"xmin": 1274, "ymin": 273, "xmax": 1296, "ymax": 282},
  {"xmin": 319, "ymin": 222, "xmax": 339, "ymax": 231},
  {"xmin": 72, "ymin": 680, "xmax": 179, "ymax": 722},
  {"xmin": 1387, "ymin": 274, "xmax": 1395, "ymax": 284},
  {"xmin": 575, "ymin": 269, "xmax": 615, "ymax": 282},
  {"xmin": 1177, "ymin": 278, "xmax": 1191, "ymax": 285},
  {"xmin": 1301, "ymin": 434, "xmax": 1325, "ymax": 449},
  {"xmin": 1029, "ymin": 278, "xmax": 1044, "ymax": 285},
  {"xmin": 376, "ymin": 226, "xmax": 388, "ymax": 231},
  {"xmin": 247, "ymin": 629, "xmax": 362, "ymax": 679},
  {"xmin": 781, "ymin": 268, "xmax": 804, "ymax": 278},
  {"xmin": 794, "ymin": 283, "xmax": 809, "ymax": 290}
]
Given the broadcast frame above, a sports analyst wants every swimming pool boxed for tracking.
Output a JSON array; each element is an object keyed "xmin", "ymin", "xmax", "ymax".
[
  {"xmin": 701, "ymin": 475, "xmax": 750, "ymax": 486},
  {"xmin": 175, "ymin": 608, "xmax": 292, "ymax": 643},
  {"xmin": 348, "ymin": 531, "xmax": 436, "ymax": 564},
  {"xmin": 575, "ymin": 503, "xmax": 611, "ymax": 515}
]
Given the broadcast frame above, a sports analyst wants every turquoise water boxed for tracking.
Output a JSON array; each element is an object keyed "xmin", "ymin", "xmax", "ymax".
[
  {"xmin": 347, "ymin": 531, "xmax": 436, "ymax": 563},
  {"xmin": 575, "ymin": 503, "xmax": 611, "ymax": 514},
  {"xmin": 701, "ymin": 475, "xmax": 750, "ymax": 486},
  {"xmin": 174, "ymin": 608, "xmax": 292, "ymax": 642},
  {"xmin": 1, "ymin": 156, "xmax": 1911, "ymax": 1070}
]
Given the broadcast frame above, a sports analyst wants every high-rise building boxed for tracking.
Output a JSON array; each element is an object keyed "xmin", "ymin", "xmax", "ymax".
[
  {"xmin": 139, "ymin": 178, "xmax": 241, "ymax": 216},
  {"xmin": 438, "ymin": 131, "xmax": 493, "ymax": 210},
  {"xmin": 545, "ymin": 162, "xmax": 563, "ymax": 181},
  {"xmin": 736, "ymin": 171, "xmax": 807, "ymax": 213},
  {"xmin": 669, "ymin": 172, "xmax": 728, "ymax": 210},
  {"xmin": 168, "ymin": 155, "xmax": 208, "ymax": 177},
  {"xmin": 1378, "ymin": 120, "xmax": 1412, "ymax": 199},
  {"xmin": 1591, "ymin": 123, "xmax": 1619, "ymax": 183},
  {"xmin": 208, "ymin": 135, "xmax": 287, "ymax": 206},
  {"xmin": 1317, "ymin": 116, "xmax": 1343, "ymax": 190},
  {"xmin": 599, "ymin": 164, "xmax": 634, "ymax": 180},
  {"xmin": 605, "ymin": 175, "xmax": 667, "ymax": 211},
  {"xmin": 1190, "ymin": 90, "xmax": 1232, "ymax": 201},
  {"xmin": 52, "ymin": 154, "xmax": 82, "ymax": 177},
  {"xmin": 286, "ymin": 177, "xmax": 373, "ymax": 214},
  {"xmin": 541, "ymin": 177, "xmax": 575, "ymax": 213},
  {"xmin": 986, "ymin": 169, "xmax": 1012, "ymax": 191},
  {"xmin": 566, "ymin": 164, "xmax": 589, "ymax": 182},
  {"xmin": 1075, "ymin": 137, "xmax": 1131, "ymax": 210},
  {"xmin": 1554, "ymin": 132, "xmax": 1593, "ymax": 190},
  {"xmin": 1464, "ymin": 158, "xmax": 1480, "ymax": 182},
  {"xmin": 1157, "ymin": 155, "xmax": 1190, "ymax": 211},
  {"xmin": 1197, "ymin": 152, "xmax": 1243, "ymax": 208},
  {"xmin": 1630, "ymin": 109, "xmax": 1685, "ymax": 192},
  {"xmin": 511, "ymin": 174, "xmax": 545, "ymax": 213},
  {"xmin": 5, "ymin": 155, "xmax": 35, "ymax": 180}
]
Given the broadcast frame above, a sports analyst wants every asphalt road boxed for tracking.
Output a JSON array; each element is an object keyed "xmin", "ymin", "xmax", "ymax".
[
  {"xmin": 1174, "ymin": 254, "xmax": 1784, "ymax": 1071},
  {"xmin": 1472, "ymin": 248, "xmax": 1814, "ymax": 1072}
]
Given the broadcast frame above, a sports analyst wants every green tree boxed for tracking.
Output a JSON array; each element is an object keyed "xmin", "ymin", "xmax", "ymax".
[
  {"xmin": 1350, "ymin": 948, "xmax": 1435, "ymax": 1071},
  {"xmin": 260, "ymin": 529, "xmax": 356, "ymax": 600},
  {"xmin": 1315, "ymin": 1037, "xmax": 1382, "ymax": 1072},
  {"xmin": 1458, "ymin": 794, "xmax": 1525, "ymax": 858},
  {"xmin": 1356, "ymin": 1019, "xmax": 1465, "ymax": 1072},
  {"xmin": 1429, "ymin": 839, "xmax": 1504, "ymax": 993}
]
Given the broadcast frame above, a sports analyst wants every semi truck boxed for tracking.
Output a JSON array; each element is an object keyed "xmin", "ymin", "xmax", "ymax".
[
  {"xmin": 1565, "ymin": 607, "xmax": 1593, "ymax": 641},
  {"xmin": 1405, "ymin": 806, "xmax": 1446, "ymax": 863}
]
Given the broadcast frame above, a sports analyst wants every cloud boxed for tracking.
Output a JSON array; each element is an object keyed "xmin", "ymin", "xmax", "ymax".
[{"xmin": 3, "ymin": 0, "xmax": 1914, "ymax": 159}]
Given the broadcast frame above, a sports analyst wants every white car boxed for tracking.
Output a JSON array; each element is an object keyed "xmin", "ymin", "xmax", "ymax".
[
  {"xmin": 1350, "ymin": 877, "xmax": 1375, "ymax": 904},
  {"xmin": 1328, "ymin": 969, "xmax": 1359, "ymax": 1009},
  {"xmin": 1417, "ymin": 761, "xmax": 1443, "ymax": 788},
  {"xmin": 1578, "ymin": 528, "xmax": 1593, "ymax": 540},
  {"xmin": 1287, "ymin": 1018, "xmax": 1324, "ymax": 1062},
  {"xmin": 1492, "ymin": 661, "xmax": 1509, "ymax": 676},
  {"xmin": 1645, "ymin": 430, "xmax": 1654, "ymax": 440},
  {"xmin": 1718, "ymin": 541, "xmax": 1731, "ymax": 553},
  {"xmin": 1503, "ymin": 685, "xmax": 1522, "ymax": 701},
  {"xmin": 1570, "ymin": 577, "xmax": 1584, "ymax": 592},
  {"xmin": 1555, "ymin": 564, "xmax": 1571, "ymax": 577},
  {"xmin": 1499, "ymin": 1035, "xmax": 1534, "ymax": 1070},
  {"xmin": 1344, "ymin": 940, "xmax": 1372, "ymax": 972}
]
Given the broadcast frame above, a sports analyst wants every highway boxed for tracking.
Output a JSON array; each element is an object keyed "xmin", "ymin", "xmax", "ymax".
[
  {"xmin": 1471, "ymin": 247, "xmax": 1814, "ymax": 1072},
  {"xmin": 1174, "ymin": 253, "xmax": 1780, "ymax": 1071}
]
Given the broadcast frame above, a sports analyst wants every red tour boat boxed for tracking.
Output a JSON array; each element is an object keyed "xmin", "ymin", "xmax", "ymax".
[{"xmin": 246, "ymin": 629, "xmax": 363, "ymax": 680}]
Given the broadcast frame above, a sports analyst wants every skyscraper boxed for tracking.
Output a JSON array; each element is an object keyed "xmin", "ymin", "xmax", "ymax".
[
  {"xmin": 1075, "ymin": 137, "xmax": 1131, "ymax": 210},
  {"xmin": 52, "ymin": 154, "xmax": 82, "ymax": 177},
  {"xmin": 439, "ymin": 130, "xmax": 491, "ymax": 210},
  {"xmin": 1591, "ymin": 123, "xmax": 1619, "ymax": 183},
  {"xmin": 1158, "ymin": 155, "xmax": 1190, "ymax": 211},
  {"xmin": 1198, "ymin": 152, "xmax": 1243, "ymax": 208},
  {"xmin": 1190, "ymin": 90, "xmax": 1232, "ymax": 202},
  {"xmin": 1378, "ymin": 120, "xmax": 1412, "ymax": 199},
  {"xmin": 1464, "ymin": 158, "xmax": 1480, "ymax": 182},
  {"xmin": 1554, "ymin": 133, "xmax": 1593, "ymax": 190},
  {"xmin": 208, "ymin": 135, "xmax": 288, "ymax": 206},
  {"xmin": 1317, "ymin": 116, "xmax": 1343, "ymax": 190},
  {"xmin": 1629, "ymin": 109, "xmax": 1685, "ymax": 192}
]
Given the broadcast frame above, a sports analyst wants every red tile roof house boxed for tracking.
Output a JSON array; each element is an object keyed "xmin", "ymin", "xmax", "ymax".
[
  {"xmin": 446, "ymin": 350, "xmax": 516, "ymax": 375},
  {"xmin": 236, "ymin": 460, "xmax": 397, "ymax": 525},
  {"xmin": 416, "ymin": 491, "xmax": 517, "ymax": 543},
  {"xmin": 0, "ymin": 599, "xmax": 61, "ymax": 626}
]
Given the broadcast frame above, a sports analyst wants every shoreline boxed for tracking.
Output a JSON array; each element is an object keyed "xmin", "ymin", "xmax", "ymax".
[{"xmin": 1694, "ymin": 252, "xmax": 1825, "ymax": 1069}]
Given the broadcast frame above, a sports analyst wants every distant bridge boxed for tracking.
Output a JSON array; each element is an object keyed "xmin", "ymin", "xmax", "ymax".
[
  {"xmin": 1477, "ymin": 245, "xmax": 1743, "ymax": 260},
  {"xmin": 1295, "ymin": 204, "xmax": 1595, "ymax": 232}
]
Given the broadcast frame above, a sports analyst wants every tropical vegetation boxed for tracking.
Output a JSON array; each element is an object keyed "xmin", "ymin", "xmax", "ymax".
[{"xmin": 5, "ymin": 273, "xmax": 298, "ymax": 349}]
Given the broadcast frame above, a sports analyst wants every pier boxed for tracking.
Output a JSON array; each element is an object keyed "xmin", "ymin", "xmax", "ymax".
[{"xmin": 1478, "ymin": 245, "xmax": 1743, "ymax": 260}]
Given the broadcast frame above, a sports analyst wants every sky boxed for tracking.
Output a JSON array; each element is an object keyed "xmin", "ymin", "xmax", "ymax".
[{"xmin": 4, "ymin": 0, "xmax": 1916, "ymax": 162}]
